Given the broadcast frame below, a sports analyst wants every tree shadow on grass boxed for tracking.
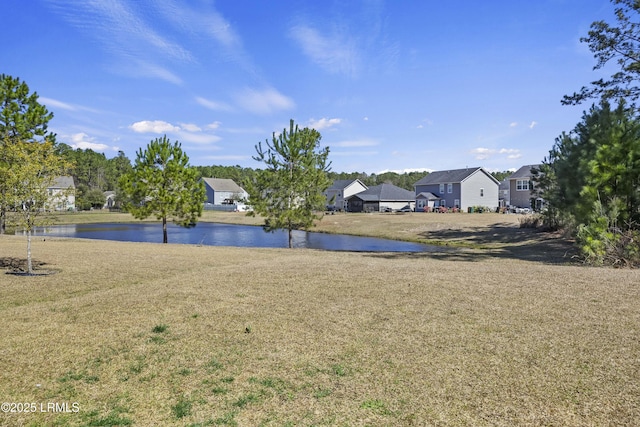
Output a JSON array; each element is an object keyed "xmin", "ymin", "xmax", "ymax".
[
  {"xmin": 365, "ymin": 224, "xmax": 578, "ymax": 265},
  {"xmin": 0, "ymin": 257, "xmax": 52, "ymax": 275}
]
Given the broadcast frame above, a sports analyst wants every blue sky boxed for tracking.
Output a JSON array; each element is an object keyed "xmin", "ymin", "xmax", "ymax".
[{"xmin": 2, "ymin": 0, "xmax": 615, "ymax": 174}]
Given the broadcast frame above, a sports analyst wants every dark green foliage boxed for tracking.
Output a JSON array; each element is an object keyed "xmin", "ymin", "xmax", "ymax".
[
  {"xmin": 0, "ymin": 74, "xmax": 56, "ymax": 234},
  {"xmin": 0, "ymin": 74, "xmax": 53, "ymax": 142},
  {"xmin": 119, "ymin": 135, "xmax": 205, "ymax": 243},
  {"xmin": 76, "ymin": 186, "xmax": 106, "ymax": 210},
  {"xmin": 56, "ymin": 144, "xmax": 133, "ymax": 192},
  {"xmin": 563, "ymin": 0, "xmax": 640, "ymax": 105},
  {"xmin": 245, "ymin": 119, "xmax": 332, "ymax": 248},
  {"xmin": 535, "ymin": 99, "xmax": 640, "ymax": 265}
]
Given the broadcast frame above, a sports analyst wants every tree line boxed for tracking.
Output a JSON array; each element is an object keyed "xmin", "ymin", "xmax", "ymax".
[{"xmin": 534, "ymin": 0, "xmax": 640, "ymax": 266}]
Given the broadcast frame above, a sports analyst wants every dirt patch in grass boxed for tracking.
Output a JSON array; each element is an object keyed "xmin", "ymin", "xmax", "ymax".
[{"xmin": 1, "ymin": 235, "xmax": 639, "ymax": 425}]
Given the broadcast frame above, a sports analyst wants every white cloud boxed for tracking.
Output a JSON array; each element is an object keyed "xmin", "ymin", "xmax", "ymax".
[
  {"xmin": 39, "ymin": 97, "xmax": 101, "ymax": 113},
  {"xmin": 130, "ymin": 120, "xmax": 180, "ymax": 134},
  {"xmin": 377, "ymin": 168, "xmax": 433, "ymax": 174},
  {"xmin": 206, "ymin": 121, "xmax": 222, "ymax": 130},
  {"xmin": 331, "ymin": 150, "xmax": 378, "ymax": 157},
  {"xmin": 234, "ymin": 87, "xmax": 295, "ymax": 115},
  {"xmin": 179, "ymin": 123, "xmax": 201, "ymax": 132},
  {"xmin": 529, "ymin": 121, "xmax": 538, "ymax": 129},
  {"xmin": 196, "ymin": 96, "xmax": 233, "ymax": 112},
  {"xmin": 176, "ymin": 132, "xmax": 220, "ymax": 145},
  {"xmin": 308, "ymin": 117, "xmax": 342, "ymax": 130},
  {"xmin": 68, "ymin": 132, "xmax": 117, "ymax": 152},
  {"xmin": 333, "ymin": 138, "xmax": 379, "ymax": 148},
  {"xmin": 471, "ymin": 147, "xmax": 521, "ymax": 160},
  {"xmin": 289, "ymin": 24, "xmax": 359, "ymax": 76},
  {"xmin": 39, "ymin": 97, "xmax": 76, "ymax": 111},
  {"xmin": 509, "ymin": 122, "xmax": 518, "ymax": 128}
]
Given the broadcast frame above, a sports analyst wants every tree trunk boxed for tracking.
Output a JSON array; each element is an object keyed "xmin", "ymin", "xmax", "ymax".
[
  {"xmin": 162, "ymin": 216, "xmax": 168, "ymax": 243},
  {"xmin": 27, "ymin": 228, "xmax": 33, "ymax": 274},
  {"xmin": 288, "ymin": 227, "xmax": 293, "ymax": 249},
  {"xmin": 0, "ymin": 209, "xmax": 5, "ymax": 235}
]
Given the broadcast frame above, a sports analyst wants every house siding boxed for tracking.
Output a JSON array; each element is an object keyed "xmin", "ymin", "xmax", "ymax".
[
  {"xmin": 509, "ymin": 180, "xmax": 533, "ymax": 208},
  {"xmin": 415, "ymin": 184, "xmax": 460, "ymax": 208},
  {"xmin": 326, "ymin": 180, "xmax": 367, "ymax": 210},
  {"xmin": 461, "ymin": 172, "xmax": 499, "ymax": 210}
]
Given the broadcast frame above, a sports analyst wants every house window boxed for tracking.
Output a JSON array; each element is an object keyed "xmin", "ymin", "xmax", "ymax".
[
  {"xmin": 439, "ymin": 183, "xmax": 444, "ymax": 194},
  {"xmin": 447, "ymin": 183, "xmax": 452, "ymax": 193},
  {"xmin": 480, "ymin": 188, "xmax": 484, "ymax": 197},
  {"xmin": 454, "ymin": 199, "xmax": 460, "ymax": 208},
  {"xmin": 516, "ymin": 179, "xmax": 530, "ymax": 191}
]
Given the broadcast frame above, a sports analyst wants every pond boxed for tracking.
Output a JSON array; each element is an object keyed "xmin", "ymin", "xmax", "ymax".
[{"xmin": 37, "ymin": 222, "xmax": 446, "ymax": 253}]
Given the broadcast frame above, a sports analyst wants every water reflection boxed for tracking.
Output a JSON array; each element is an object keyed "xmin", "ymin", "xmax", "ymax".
[{"xmin": 39, "ymin": 222, "xmax": 445, "ymax": 253}]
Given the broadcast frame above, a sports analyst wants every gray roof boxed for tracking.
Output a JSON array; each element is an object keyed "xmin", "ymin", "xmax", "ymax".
[
  {"xmin": 49, "ymin": 176, "xmax": 75, "ymax": 189},
  {"xmin": 414, "ymin": 167, "xmax": 499, "ymax": 186},
  {"xmin": 508, "ymin": 165, "xmax": 542, "ymax": 180},
  {"xmin": 201, "ymin": 177, "xmax": 245, "ymax": 193},
  {"xmin": 349, "ymin": 183, "xmax": 414, "ymax": 202},
  {"xmin": 416, "ymin": 192, "xmax": 440, "ymax": 200},
  {"xmin": 328, "ymin": 179, "xmax": 367, "ymax": 191}
]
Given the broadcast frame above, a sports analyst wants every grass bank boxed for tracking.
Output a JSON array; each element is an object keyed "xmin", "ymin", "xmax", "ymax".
[
  {"xmin": 45, "ymin": 210, "xmax": 573, "ymax": 263},
  {"xmin": 1, "ymin": 232, "xmax": 639, "ymax": 425}
]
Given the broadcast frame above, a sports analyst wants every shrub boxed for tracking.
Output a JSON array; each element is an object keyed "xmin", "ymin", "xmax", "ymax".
[
  {"xmin": 576, "ymin": 200, "xmax": 640, "ymax": 267},
  {"xmin": 519, "ymin": 214, "xmax": 543, "ymax": 229}
]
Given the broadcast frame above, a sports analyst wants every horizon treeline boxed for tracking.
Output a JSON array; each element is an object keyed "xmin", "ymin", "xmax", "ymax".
[{"xmin": 57, "ymin": 144, "xmax": 513, "ymax": 207}]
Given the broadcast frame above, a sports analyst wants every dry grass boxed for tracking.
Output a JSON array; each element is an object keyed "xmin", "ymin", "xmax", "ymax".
[{"xmin": 1, "ymin": 223, "xmax": 639, "ymax": 426}]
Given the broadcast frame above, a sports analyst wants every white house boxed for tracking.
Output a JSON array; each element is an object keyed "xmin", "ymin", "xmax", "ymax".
[
  {"xmin": 200, "ymin": 178, "xmax": 249, "ymax": 205},
  {"xmin": 325, "ymin": 179, "xmax": 368, "ymax": 211},
  {"xmin": 47, "ymin": 176, "xmax": 76, "ymax": 211}
]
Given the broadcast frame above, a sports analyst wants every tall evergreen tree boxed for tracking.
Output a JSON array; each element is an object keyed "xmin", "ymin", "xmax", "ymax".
[
  {"xmin": 0, "ymin": 74, "xmax": 55, "ymax": 233},
  {"xmin": 246, "ymin": 119, "xmax": 331, "ymax": 248},
  {"xmin": 119, "ymin": 135, "xmax": 205, "ymax": 244},
  {"xmin": 563, "ymin": 0, "xmax": 640, "ymax": 105},
  {"xmin": 535, "ymin": 99, "xmax": 640, "ymax": 264}
]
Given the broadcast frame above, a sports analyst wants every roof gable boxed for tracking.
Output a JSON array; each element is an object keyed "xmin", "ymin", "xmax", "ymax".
[
  {"xmin": 201, "ymin": 177, "xmax": 245, "ymax": 193},
  {"xmin": 49, "ymin": 176, "xmax": 75, "ymax": 189},
  {"xmin": 414, "ymin": 167, "xmax": 498, "ymax": 186},
  {"xmin": 328, "ymin": 179, "xmax": 367, "ymax": 191},
  {"xmin": 351, "ymin": 183, "xmax": 414, "ymax": 201},
  {"xmin": 509, "ymin": 165, "xmax": 542, "ymax": 180}
]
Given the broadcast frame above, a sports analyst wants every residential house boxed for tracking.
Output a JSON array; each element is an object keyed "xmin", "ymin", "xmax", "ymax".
[
  {"xmin": 103, "ymin": 191, "xmax": 117, "ymax": 209},
  {"xmin": 508, "ymin": 164, "xmax": 543, "ymax": 210},
  {"xmin": 325, "ymin": 179, "xmax": 368, "ymax": 210},
  {"xmin": 498, "ymin": 179, "xmax": 510, "ymax": 208},
  {"xmin": 414, "ymin": 167, "xmax": 499, "ymax": 211},
  {"xmin": 415, "ymin": 191, "xmax": 441, "ymax": 211},
  {"xmin": 346, "ymin": 183, "xmax": 415, "ymax": 212},
  {"xmin": 200, "ymin": 178, "xmax": 249, "ymax": 205},
  {"xmin": 47, "ymin": 176, "xmax": 76, "ymax": 211}
]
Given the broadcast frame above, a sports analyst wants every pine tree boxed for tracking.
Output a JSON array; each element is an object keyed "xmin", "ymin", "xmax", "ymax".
[
  {"xmin": 0, "ymin": 74, "xmax": 55, "ymax": 233},
  {"xmin": 119, "ymin": 135, "xmax": 205, "ymax": 244},
  {"xmin": 246, "ymin": 119, "xmax": 331, "ymax": 248}
]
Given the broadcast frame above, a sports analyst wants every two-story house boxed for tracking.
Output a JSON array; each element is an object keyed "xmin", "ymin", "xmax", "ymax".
[
  {"xmin": 508, "ymin": 165, "xmax": 543, "ymax": 210},
  {"xmin": 414, "ymin": 167, "xmax": 499, "ymax": 211},
  {"xmin": 325, "ymin": 179, "xmax": 367, "ymax": 211}
]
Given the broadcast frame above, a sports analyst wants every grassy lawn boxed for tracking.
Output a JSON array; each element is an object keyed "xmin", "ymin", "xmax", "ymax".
[{"xmin": 1, "ymin": 212, "xmax": 639, "ymax": 425}]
